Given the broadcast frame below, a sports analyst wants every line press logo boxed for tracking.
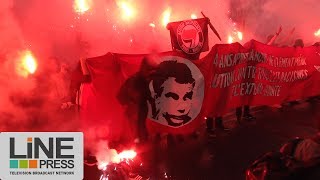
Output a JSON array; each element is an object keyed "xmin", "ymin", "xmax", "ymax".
[{"xmin": 0, "ymin": 132, "xmax": 83, "ymax": 180}]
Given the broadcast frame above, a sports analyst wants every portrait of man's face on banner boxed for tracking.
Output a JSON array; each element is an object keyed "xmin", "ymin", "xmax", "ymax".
[{"xmin": 147, "ymin": 56, "xmax": 204, "ymax": 128}]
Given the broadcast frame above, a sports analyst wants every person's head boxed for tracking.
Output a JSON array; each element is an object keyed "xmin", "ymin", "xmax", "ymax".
[
  {"xmin": 148, "ymin": 60, "xmax": 195, "ymax": 127},
  {"xmin": 139, "ymin": 57, "xmax": 157, "ymax": 77},
  {"xmin": 59, "ymin": 62, "xmax": 70, "ymax": 76},
  {"xmin": 293, "ymin": 39, "xmax": 304, "ymax": 48}
]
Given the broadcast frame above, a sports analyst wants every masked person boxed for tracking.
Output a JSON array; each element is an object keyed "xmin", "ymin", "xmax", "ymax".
[{"xmin": 117, "ymin": 57, "xmax": 157, "ymax": 143}]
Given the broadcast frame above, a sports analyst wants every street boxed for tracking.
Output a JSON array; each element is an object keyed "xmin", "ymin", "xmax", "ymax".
[{"xmin": 85, "ymin": 101, "xmax": 319, "ymax": 180}]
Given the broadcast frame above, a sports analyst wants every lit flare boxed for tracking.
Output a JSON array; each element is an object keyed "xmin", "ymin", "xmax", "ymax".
[
  {"xmin": 191, "ymin": 13, "xmax": 197, "ymax": 19},
  {"xmin": 73, "ymin": 0, "xmax": 91, "ymax": 14},
  {"xmin": 315, "ymin": 29, "xmax": 320, "ymax": 37},
  {"xmin": 16, "ymin": 50, "xmax": 38, "ymax": 77},
  {"xmin": 228, "ymin": 35, "xmax": 233, "ymax": 44},
  {"xmin": 117, "ymin": 0, "xmax": 136, "ymax": 21},
  {"xmin": 237, "ymin": 31, "xmax": 243, "ymax": 41},
  {"xmin": 97, "ymin": 149, "xmax": 137, "ymax": 170},
  {"xmin": 161, "ymin": 7, "xmax": 171, "ymax": 27}
]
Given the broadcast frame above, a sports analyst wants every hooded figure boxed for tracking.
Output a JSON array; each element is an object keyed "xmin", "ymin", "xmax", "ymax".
[{"xmin": 117, "ymin": 57, "xmax": 157, "ymax": 143}]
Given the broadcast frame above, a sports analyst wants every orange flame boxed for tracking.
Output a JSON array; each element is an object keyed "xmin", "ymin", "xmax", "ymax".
[
  {"xmin": 191, "ymin": 13, "xmax": 197, "ymax": 19},
  {"xmin": 237, "ymin": 31, "xmax": 243, "ymax": 41},
  {"xmin": 16, "ymin": 50, "xmax": 38, "ymax": 77},
  {"xmin": 117, "ymin": 0, "xmax": 136, "ymax": 21},
  {"xmin": 228, "ymin": 35, "xmax": 233, "ymax": 44},
  {"xmin": 161, "ymin": 7, "xmax": 171, "ymax": 27},
  {"xmin": 227, "ymin": 30, "xmax": 243, "ymax": 44},
  {"xmin": 315, "ymin": 28, "xmax": 320, "ymax": 37},
  {"xmin": 149, "ymin": 23, "xmax": 155, "ymax": 28},
  {"xmin": 73, "ymin": 0, "xmax": 91, "ymax": 14},
  {"xmin": 97, "ymin": 149, "xmax": 137, "ymax": 170},
  {"xmin": 118, "ymin": 150, "xmax": 137, "ymax": 160}
]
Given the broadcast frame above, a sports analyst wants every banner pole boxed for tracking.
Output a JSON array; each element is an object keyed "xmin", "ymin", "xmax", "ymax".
[{"xmin": 201, "ymin": 11, "xmax": 222, "ymax": 41}]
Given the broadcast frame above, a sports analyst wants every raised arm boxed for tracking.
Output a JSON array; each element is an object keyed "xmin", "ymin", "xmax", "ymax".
[
  {"xmin": 80, "ymin": 58, "xmax": 89, "ymax": 75},
  {"xmin": 267, "ymin": 26, "xmax": 282, "ymax": 45},
  {"xmin": 278, "ymin": 27, "xmax": 295, "ymax": 46}
]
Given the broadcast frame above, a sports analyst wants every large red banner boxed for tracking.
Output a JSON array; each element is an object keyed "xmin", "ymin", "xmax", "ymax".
[
  {"xmin": 81, "ymin": 40, "xmax": 320, "ymax": 139},
  {"xmin": 200, "ymin": 40, "xmax": 320, "ymax": 117}
]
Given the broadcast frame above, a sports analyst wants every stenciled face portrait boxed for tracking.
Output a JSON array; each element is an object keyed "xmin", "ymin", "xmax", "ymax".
[
  {"xmin": 155, "ymin": 77, "xmax": 194, "ymax": 126},
  {"xmin": 147, "ymin": 56, "xmax": 204, "ymax": 128}
]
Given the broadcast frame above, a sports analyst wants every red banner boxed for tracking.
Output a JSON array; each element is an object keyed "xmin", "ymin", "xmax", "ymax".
[
  {"xmin": 81, "ymin": 40, "xmax": 320, "ymax": 139},
  {"xmin": 167, "ymin": 18, "xmax": 209, "ymax": 55},
  {"xmin": 200, "ymin": 40, "xmax": 320, "ymax": 117},
  {"xmin": 81, "ymin": 51, "xmax": 203, "ymax": 141}
]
